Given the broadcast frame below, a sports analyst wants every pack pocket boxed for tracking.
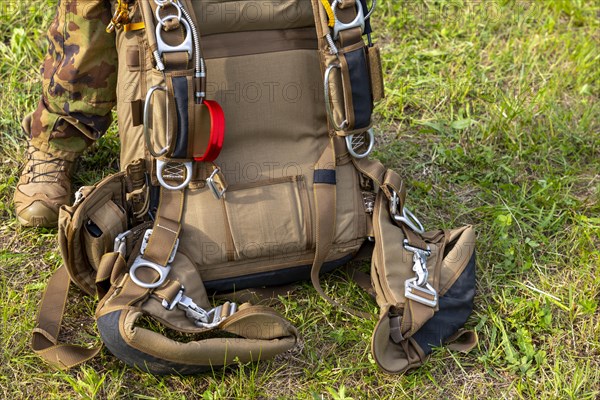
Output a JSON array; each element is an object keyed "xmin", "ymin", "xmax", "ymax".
[
  {"xmin": 82, "ymin": 200, "xmax": 127, "ymax": 270},
  {"xmin": 224, "ymin": 175, "xmax": 312, "ymax": 262}
]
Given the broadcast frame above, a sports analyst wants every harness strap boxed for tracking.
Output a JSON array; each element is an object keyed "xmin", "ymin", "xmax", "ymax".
[
  {"xmin": 32, "ymin": 265, "xmax": 101, "ymax": 370},
  {"xmin": 142, "ymin": 189, "xmax": 183, "ymax": 266},
  {"xmin": 309, "ymin": 137, "xmax": 372, "ymax": 318}
]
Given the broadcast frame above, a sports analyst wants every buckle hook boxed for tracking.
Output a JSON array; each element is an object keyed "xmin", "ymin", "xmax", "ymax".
[{"xmin": 403, "ymin": 239, "xmax": 437, "ymax": 307}]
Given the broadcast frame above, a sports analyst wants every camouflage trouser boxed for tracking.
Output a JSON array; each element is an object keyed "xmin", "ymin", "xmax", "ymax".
[{"xmin": 22, "ymin": 0, "xmax": 118, "ymax": 161}]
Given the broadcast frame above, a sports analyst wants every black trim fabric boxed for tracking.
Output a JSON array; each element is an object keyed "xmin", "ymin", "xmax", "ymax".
[
  {"xmin": 172, "ymin": 76, "xmax": 189, "ymax": 159},
  {"xmin": 205, "ymin": 253, "xmax": 353, "ymax": 293},
  {"xmin": 412, "ymin": 252, "xmax": 477, "ymax": 354},
  {"xmin": 313, "ymin": 169, "xmax": 336, "ymax": 185},
  {"xmin": 345, "ymin": 47, "xmax": 373, "ymax": 130}
]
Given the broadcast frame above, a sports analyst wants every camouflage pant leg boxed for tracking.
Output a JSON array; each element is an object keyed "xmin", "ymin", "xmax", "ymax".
[{"xmin": 22, "ymin": 0, "xmax": 118, "ymax": 161}]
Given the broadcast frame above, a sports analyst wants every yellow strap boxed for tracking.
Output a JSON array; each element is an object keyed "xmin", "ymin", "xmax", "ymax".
[
  {"xmin": 124, "ymin": 21, "xmax": 146, "ymax": 32},
  {"xmin": 320, "ymin": 0, "xmax": 335, "ymax": 28}
]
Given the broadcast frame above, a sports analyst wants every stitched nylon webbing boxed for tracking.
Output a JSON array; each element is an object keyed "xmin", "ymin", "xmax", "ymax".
[{"xmin": 32, "ymin": 265, "xmax": 101, "ymax": 370}]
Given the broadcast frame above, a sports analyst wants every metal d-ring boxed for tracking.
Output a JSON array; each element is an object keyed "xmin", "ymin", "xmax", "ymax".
[
  {"xmin": 155, "ymin": 17, "xmax": 193, "ymax": 60},
  {"xmin": 332, "ymin": 0, "xmax": 365, "ymax": 40},
  {"xmin": 324, "ymin": 63, "xmax": 348, "ymax": 131},
  {"xmin": 346, "ymin": 128, "xmax": 375, "ymax": 159},
  {"xmin": 156, "ymin": 159, "xmax": 193, "ymax": 191},
  {"xmin": 130, "ymin": 257, "xmax": 172, "ymax": 289},
  {"xmin": 154, "ymin": 0, "xmax": 182, "ymax": 26}
]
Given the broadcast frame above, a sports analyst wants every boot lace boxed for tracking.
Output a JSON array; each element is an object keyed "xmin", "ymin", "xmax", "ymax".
[{"xmin": 26, "ymin": 147, "xmax": 72, "ymax": 184}]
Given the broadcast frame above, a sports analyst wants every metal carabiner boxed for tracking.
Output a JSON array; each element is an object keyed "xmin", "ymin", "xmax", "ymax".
[
  {"xmin": 156, "ymin": 159, "xmax": 193, "ymax": 191},
  {"xmin": 345, "ymin": 128, "xmax": 375, "ymax": 158},
  {"xmin": 144, "ymin": 85, "xmax": 171, "ymax": 158},
  {"xmin": 332, "ymin": 0, "xmax": 365, "ymax": 40},
  {"xmin": 365, "ymin": 0, "xmax": 377, "ymax": 20},
  {"xmin": 324, "ymin": 63, "xmax": 348, "ymax": 131}
]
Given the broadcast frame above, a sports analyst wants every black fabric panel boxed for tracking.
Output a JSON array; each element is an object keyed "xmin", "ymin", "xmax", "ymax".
[
  {"xmin": 97, "ymin": 310, "xmax": 212, "ymax": 375},
  {"xmin": 345, "ymin": 47, "xmax": 373, "ymax": 129},
  {"xmin": 205, "ymin": 253, "xmax": 353, "ymax": 293},
  {"xmin": 412, "ymin": 252, "xmax": 477, "ymax": 354},
  {"xmin": 313, "ymin": 169, "xmax": 337, "ymax": 185},
  {"xmin": 172, "ymin": 76, "xmax": 189, "ymax": 159}
]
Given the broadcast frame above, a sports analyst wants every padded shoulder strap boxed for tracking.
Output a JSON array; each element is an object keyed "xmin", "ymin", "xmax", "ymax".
[{"xmin": 97, "ymin": 305, "xmax": 297, "ymax": 375}]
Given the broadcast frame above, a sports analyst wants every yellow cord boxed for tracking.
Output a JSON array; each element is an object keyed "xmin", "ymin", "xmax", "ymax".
[{"xmin": 320, "ymin": 0, "xmax": 335, "ymax": 28}]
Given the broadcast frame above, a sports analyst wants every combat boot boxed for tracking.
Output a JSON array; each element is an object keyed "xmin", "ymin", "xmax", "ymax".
[{"xmin": 13, "ymin": 145, "xmax": 76, "ymax": 227}]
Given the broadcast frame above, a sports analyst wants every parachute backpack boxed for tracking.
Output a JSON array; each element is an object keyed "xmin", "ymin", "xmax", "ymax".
[{"xmin": 33, "ymin": 0, "xmax": 477, "ymax": 375}]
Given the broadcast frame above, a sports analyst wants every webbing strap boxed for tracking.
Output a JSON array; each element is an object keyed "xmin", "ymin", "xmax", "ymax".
[
  {"xmin": 143, "ymin": 188, "xmax": 184, "ymax": 266},
  {"xmin": 310, "ymin": 137, "xmax": 372, "ymax": 319},
  {"xmin": 32, "ymin": 265, "xmax": 101, "ymax": 370}
]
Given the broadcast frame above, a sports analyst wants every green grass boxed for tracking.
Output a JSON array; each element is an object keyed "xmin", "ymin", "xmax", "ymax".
[{"xmin": 1, "ymin": 0, "xmax": 599, "ymax": 398}]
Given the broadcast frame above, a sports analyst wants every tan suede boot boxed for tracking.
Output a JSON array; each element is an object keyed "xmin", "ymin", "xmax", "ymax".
[{"xmin": 13, "ymin": 146, "xmax": 76, "ymax": 227}]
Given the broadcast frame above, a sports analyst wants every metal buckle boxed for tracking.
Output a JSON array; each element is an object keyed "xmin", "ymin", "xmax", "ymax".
[
  {"xmin": 162, "ymin": 287, "xmax": 238, "ymax": 329},
  {"xmin": 129, "ymin": 229, "xmax": 179, "ymax": 289},
  {"xmin": 154, "ymin": 0, "xmax": 183, "ymax": 25},
  {"xmin": 389, "ymin": 191, "xmax": 425, "ymax": 234},
  {"xmin": 324, "ymin": 63, "xmax": 348, "ymax": 131},
  {"xmin": 144, "ymin": 85, "xmax": 171, "ymax": 158},
  {"xmin": 332, "ymin": 0, "xmax": 365, "ymax": 40},
  {"xmin": 113, "ymin": 229, "xmax": 133, "ymax": 255},
  {"xmin": 403, "ymin": 239, "xmax": 437, "ymax": 307},
  {"xmin": 207, "ymin": 168, "xmax": 226, "ymax": 200},
  {"xmin": 156, "ymin": 159, "xmax": 193, "ymax": 191},
  {"xmin": 346, "ymin": 129, "xmax": 375, "ymax": 159},
  {"xmin": 155, "ymin": 17, "xmax": 193, "ymax": 60},
  {"xmin": 405, "ymin": 279, "xmax": 438, "ymax": 308}
]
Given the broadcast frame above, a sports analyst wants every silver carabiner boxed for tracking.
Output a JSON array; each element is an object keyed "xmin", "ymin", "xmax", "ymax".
[
  {"xmin": 332, "ymin": 0, "xmax": 365, "ymax": 40},
  {"xmin": 346, "ymin": 128, "xmax": 375, "ymax": 159},
  {"xmin": 324, "ymin": 63, "xmax": 348, "ymax": 131},
  {"xmin": 156, "ymin": 159, "xmax": 193, "ymax": 191},
  {"xmin": 365, "ymin": 0, "xmax": 377, "ymax": 20},
  {"xmin": 144, "ymin": 85, "xmax": 171, "ymax": 158}
]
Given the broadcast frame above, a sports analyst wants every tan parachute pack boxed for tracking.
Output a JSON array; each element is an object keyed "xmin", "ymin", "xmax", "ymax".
[{"xmin": 33, "ymin": 0, "xmax": 477, "ymax": 375}]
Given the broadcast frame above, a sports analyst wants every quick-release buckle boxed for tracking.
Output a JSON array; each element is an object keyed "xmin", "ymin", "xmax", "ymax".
[
  {"xmin": 114, "ymin": 229, "xmax": 134, "ymax": 255},
  {"xmin": 403, "ymin": 239, "xmax": 437, "ymax": 307},
  {"xmin": 162, "ymin": 287, "xmax": 238, "ymax": 329},
  {"xmin": 129, "ymin": 229, "xmax": 179, "ymax": 289}
]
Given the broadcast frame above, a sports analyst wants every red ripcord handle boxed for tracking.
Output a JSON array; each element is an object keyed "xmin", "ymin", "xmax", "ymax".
[{"xmin": 194, "ymin": 100, "xmax": 225, "ymax": 162}]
